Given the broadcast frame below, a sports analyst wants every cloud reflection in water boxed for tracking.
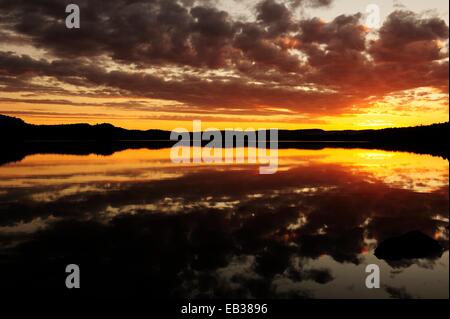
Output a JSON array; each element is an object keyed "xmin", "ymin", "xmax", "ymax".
[{"xmin": 0, "ymin": 148, "xmax": 448, "ymax": 298}]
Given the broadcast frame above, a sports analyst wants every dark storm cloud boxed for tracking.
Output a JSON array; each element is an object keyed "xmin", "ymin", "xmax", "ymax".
[
  {"xmin": 256, "ymin": 0, "xmax": 294, "ymax": 35},
  {"xmin": 299, "ymin": 13, "xmax": 366, "ymax": 51},
  {"xmin": 369, "ymin": 10, "xmax": 449, "ymax": 62},
  {"xmin": 288, "ymin": 0, "xmax": 333, "ymax": 9},
  {"xmin": 0, "ymin": 1, "xmax": 448, "ymax": 114},
  {"xmin": 0, "ymin": 51, "xmax": 357, "ymax": 113},
  {"xmin": 0, "ymin": 0, "xmax": 238, "ymax": 68},
  {"xmin": 297, "ymin": 13, "xmax": 371, "ymax": 90}
]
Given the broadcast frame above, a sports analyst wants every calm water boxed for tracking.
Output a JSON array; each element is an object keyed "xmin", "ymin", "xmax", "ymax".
[{"xmin": 0, "ymin": 148, "xmax": 448, "ymax": 299}]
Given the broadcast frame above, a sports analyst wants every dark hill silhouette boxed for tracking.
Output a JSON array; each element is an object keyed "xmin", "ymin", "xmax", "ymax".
[
  {"xmin": 0, "ymin": 114, "xmax": 169, "ymax": 141},
  {"xmin": 1, "ymin": 114, "xmax": 448, "ymax": 164}
]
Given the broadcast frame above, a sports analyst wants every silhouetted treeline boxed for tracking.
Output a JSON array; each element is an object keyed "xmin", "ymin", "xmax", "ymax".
[
  {"xmin": 280, "ymin": 123, "xmax": 449, "ymax": 158},
  {"xmin": 1, "ymin": 114, "xmax": 448, "ymax": 164},
  {"xmin": 0, "ymin": 114, "xmax": 169, "ymax": 141}
]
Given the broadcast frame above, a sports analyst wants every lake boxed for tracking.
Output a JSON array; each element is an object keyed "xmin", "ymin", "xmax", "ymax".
[{"xmin": 0, "ymin": 147, "xmax": 448, "ymax": 298}]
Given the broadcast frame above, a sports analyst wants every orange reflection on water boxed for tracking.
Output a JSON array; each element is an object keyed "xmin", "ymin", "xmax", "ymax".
[
  {"xmin": 277, "ymin": 148, "xmax": 448, "ymax": 192},
  {"xmin": 0, "ymin": 147, "xmax": 447, "ymax": 192}
]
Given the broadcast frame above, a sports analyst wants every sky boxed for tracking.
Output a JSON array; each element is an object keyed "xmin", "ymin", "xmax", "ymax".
[{"xmin": 0, "ymin": 0, "xmax": 448, "ymax": 130}]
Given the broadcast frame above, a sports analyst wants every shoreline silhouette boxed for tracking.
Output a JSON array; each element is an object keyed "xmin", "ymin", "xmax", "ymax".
[{"xmin": 1, "ymin": 114, "xmax": 448, "ymax": 165}]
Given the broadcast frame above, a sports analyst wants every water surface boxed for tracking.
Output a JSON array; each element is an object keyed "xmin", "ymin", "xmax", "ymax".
[{"xmin": 0, "ymin": 148, "xmax": 448, "ymax": 298}]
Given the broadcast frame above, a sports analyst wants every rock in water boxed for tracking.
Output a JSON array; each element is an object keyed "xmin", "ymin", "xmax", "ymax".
[{"xmin": 375, "ymin": 230, "xmax": 443, "ymax": 260}]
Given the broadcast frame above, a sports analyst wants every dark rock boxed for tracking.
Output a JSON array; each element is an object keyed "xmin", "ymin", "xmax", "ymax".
[{"xmin": 375, "ymin": 230, "xmax": 443, "ymax": 260}]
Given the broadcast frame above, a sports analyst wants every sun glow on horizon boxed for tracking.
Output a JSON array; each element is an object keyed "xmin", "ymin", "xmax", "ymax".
[{"xmin": 0, "ymin": 1, "xmax": 448, "ymax": 131}]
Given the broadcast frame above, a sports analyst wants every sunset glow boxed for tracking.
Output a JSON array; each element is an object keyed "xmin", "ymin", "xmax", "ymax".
[{"xmin": 0, "ymin": 0, "xmax": 448, "ymax": 130}]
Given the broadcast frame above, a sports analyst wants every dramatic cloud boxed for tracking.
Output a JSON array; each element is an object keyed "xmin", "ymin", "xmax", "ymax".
[
  {"xmin": 0, "ymin": 0, "xmax": 448, "ymax": 126},
  {"xmin": 369, "ymin": 10, "xmax": 449, "ymax": 62}
]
